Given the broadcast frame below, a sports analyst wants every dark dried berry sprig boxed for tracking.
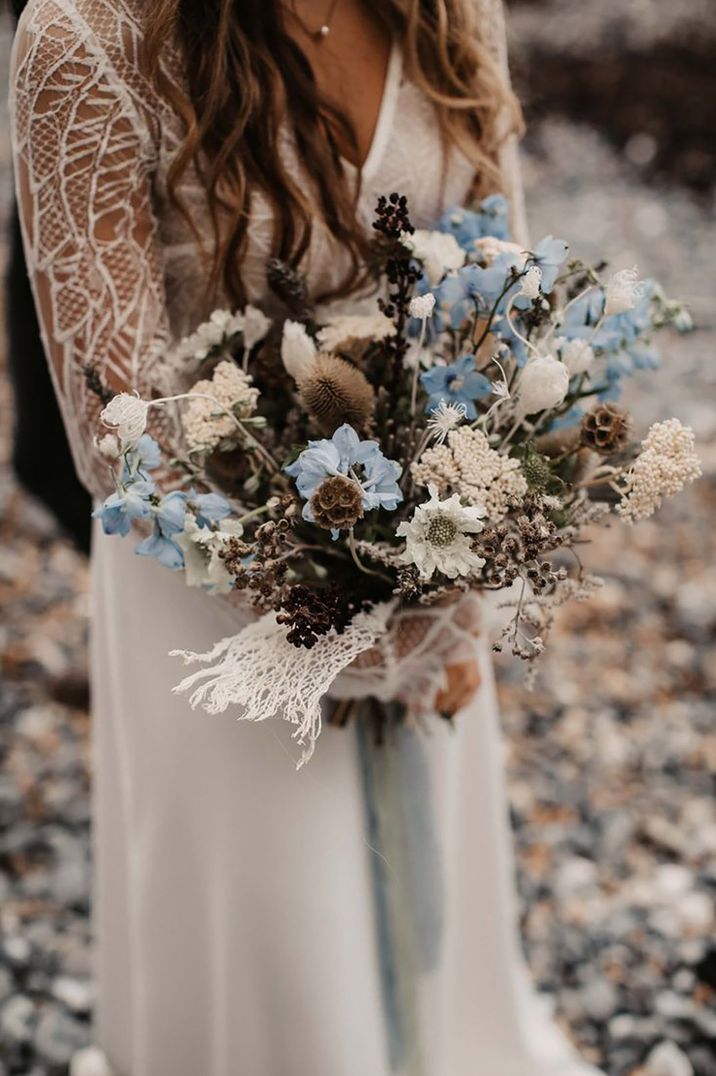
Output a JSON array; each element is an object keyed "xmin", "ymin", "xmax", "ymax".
[
  {"xmin": 219, "ymin": 512, "xmax": 295, "ymax": 609},
  {"xmin": 275, "ymin": 584, "xmax": 370, "ymax": 649},
  {"xmin": 372, "ymin": 193, "xmax": 420, "ymax": 398},
  {"xmin": 83, "ymin": 362, "xmax": 113, "ymax": 405}
]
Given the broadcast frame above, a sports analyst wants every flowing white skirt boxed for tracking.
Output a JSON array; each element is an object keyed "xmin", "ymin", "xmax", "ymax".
[{"xmin": 87, "ymin": 525, "xmax": 601, "ymax": 1076}]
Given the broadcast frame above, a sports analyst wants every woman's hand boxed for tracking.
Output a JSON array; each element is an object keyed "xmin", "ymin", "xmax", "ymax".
[
  {"xmin": 434, "ymin": 659, "xmax": 482, "ymax": 718},
  {"xmin": 345, "ymin": 592, "xmax": 483, "ymax": 717}
]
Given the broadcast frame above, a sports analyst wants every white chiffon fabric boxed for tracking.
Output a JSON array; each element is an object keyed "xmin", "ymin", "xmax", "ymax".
[{"xmin": 11, "ymin": 1, "xmax": 601, "ymax": 1073}]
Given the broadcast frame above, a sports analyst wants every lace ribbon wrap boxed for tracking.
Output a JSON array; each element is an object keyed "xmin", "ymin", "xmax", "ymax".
[
  {"xmin": 171, "ymin": 604, "xmax": 394, "ymax": 768},
  {"xmin": 171, "ymin": 594, "xmax": 481, "ymax": 767}
]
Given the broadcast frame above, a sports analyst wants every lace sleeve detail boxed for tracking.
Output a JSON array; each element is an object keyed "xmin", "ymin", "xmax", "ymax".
[{"xmin": 9, "ymin": 0, "xmax": 173, "ymax": 499}]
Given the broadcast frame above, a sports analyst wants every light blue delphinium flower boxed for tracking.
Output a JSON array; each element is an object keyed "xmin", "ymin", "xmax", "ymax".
[
  {"xmin": 136, "ymin": 531, "xmax": 185, "ymax": 570},
  {"xmin": 421, "ymin": 354, "xmax": 492, "ymax": 420},
  {"xmin": 463, "ymin": 251, "xmax": 525, "ymax": 312},
  {"xmin": 562, "ymin": 281, "xmax": 659, "ymax": 391},
  {"xmin": 436, "ymin": 194, "xmax": 511, "ymax": 251},
  {"xmin": 93, "ymin": 480, "xmax": 155, "ymax": 537},
  {"xmin": 285, "ymin": 423, "xmax": 402, "ymax": 537},
  {"xmin": 121, "ymin": 434, "xmax": 162, "ymax": 481},
  {"xmin": 154, "ymin": 490, "xmax": 189, "ymax": 537},
  {"xmin": 188, "ymin": 490, "xmax": 232, "ymax": 529},
  {"xmin": 134, "ymin": 490, "xmax": 189, "ymax": 570}
]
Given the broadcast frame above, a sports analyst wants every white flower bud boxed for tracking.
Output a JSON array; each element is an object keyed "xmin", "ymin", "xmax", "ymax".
[
  {"xmin": 408, "ymin": 292, "xmax": 436, "ymax": 320},
  {"xmin": 605, "ymin": 266, "xmax": 644, "ymax": 317},
  {"xmin": 100, "ymin": 393, "xmax": 150, "ymax": 450},
  {"xmin": 516, "ymin": 355, "xmax": 570, "ymax": 416},
  {"xmin": 556, "ymin": 336, "xmax": 595, "ymax": 377},
  {"xmin": 281, "ymin": 320, "xmax": 318, "ymax": 380}
]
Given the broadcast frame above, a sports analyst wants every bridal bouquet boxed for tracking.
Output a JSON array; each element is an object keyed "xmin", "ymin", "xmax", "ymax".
[{"xmin": 91, "ymin": 193, "xmax": 701, "ymax": 764}]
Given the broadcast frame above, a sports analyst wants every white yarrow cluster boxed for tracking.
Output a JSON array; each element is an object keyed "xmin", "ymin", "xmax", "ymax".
[
  {"xmin": 182, "ymin": 360, "xmax": 259, "ymax": 452},
  {"xmin": 605, "ymin": 266, "xmax": 644, "ymax": 317},
  {"xmin": 408, "ymin": 292, "xmax": 436, "ymax": 320},
  {"xmin": 412, "ymin": 426, "xmax": 528, "ymax": 521},
  {"xmin": 617, "ymin": 418, "xmax": 701, "ymax": 522},
  {"xmin": 402, "ymin": 229, "xmax": 465, "ymax": 286},
  {"xmin": 397, "ymin": 485, "xmax": 486, "ymax": 580}
]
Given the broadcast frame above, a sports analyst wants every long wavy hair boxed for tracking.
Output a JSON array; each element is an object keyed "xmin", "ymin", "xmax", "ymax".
[{"xmin": 142, "ymin": 0, "xmax": 522, "ymax": 307}]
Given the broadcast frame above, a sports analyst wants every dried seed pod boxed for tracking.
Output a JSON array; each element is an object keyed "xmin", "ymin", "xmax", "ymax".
[
  {"xmin": 310, "ymin": 475, "xmax": 365, "ymax": 531},
  {"xmin": 298, "ymin": 353, "xmax": 375, "ymax": 435},
  {"xmin": 581, "ymin": 403, "xmax": 632, "ymax": 454}
]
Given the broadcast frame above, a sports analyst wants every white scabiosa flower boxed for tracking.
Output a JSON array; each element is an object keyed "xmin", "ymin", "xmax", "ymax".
[
  {"xmin": 515, "ymin": 354, "xmax": 570, "ymax": 416},
  {"xmin": 397, "ymin": 485, "xmax": 486, "ymax": 580},
  {"xmin": 426, "ymin": 400, "xmax": 467, "ymax": 444},
  {"xmin": 408, "ymin": 292, "xmax": 436, "ymax": 320},
  {"xmin": 617, "ymin": 418, "xmax": 701, "ymax": 523},
  {"xmin": 555, "ymin": 336, "xmax": 596, "ymax": 377},
  {"xmin": 402, "ymin": 229, "xmax": 465, "ymax": 287},
  {"xmin": 100, "ymin": 393, "xmax": 150, "ymax": 450},
  {"xmin": 242, "ymin": 305, "xmax": 272, "ymax": 351},
  {"xmin": 605, "ymin": 266, "xmax": 644, "ymax": 316},
  {"xmin": 281, "ymin": 320, "xmax": 317, "ymax": 380},
  {"xmin": 520, "ymin": 265, "xmax": 543, "ymax": 300}
]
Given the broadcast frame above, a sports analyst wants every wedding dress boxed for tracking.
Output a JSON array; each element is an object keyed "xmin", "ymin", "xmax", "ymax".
[{"xmin": 10, "ymin": 1, "xmax": 602, "ymax": 1073}]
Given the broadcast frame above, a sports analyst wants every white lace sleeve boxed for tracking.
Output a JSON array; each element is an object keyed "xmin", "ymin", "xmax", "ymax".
[{"xmin": 9, "ymin": 0, "xmax": 173, "ymax": 499}]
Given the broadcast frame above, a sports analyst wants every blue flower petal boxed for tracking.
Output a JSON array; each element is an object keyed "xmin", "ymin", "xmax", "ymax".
[{"xmin": 136, "ymin": 530, "xmax": 185, "ymax": 570}]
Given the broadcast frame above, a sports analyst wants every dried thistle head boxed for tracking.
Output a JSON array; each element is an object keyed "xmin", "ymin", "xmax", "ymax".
[
  {"xmin": 310, "ymin": 475, "xmax": 365, "ymax": 531},
  {"xmin": 297, "ymin": 353, "xmax": 375, "ymax": 435},
  {"xmin": 581, "ymin": 403, "xmax": 632, "ymax": 454}
]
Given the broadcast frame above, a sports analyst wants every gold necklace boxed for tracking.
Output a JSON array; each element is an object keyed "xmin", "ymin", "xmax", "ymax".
[{"xmin": 287, "ymin": 0, "xmax": 342, "ymax": 42}]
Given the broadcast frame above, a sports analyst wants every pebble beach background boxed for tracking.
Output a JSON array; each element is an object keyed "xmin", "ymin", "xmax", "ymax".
[{"xmin": 1, "ymin": 1, "xmax": 715, "ymax": 1073}]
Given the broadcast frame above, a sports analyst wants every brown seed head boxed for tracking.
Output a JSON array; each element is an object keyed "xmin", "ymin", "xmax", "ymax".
[
  {"xmin": 310, "ymin": 475, "xmax": 365, "ymax": 531},
  {"xmin": 581, "ymin": 403, "xmax": 632, "ymax": 454}
]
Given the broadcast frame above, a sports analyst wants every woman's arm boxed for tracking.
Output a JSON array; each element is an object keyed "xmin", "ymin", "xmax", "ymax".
[{"xmin": 10, "ymin": 1, "xmax": 174, "ymax": 500}]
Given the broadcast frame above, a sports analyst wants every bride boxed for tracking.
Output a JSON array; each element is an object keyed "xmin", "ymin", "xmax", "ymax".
[{"xmin": 10, "ymin": 1, "xmax": 602, "ymax": 1073}]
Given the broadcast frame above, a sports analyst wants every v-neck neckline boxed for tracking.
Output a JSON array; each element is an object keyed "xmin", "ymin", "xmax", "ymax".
[{"xmin": 342, "ymin": 40, "xmax": 402, "ymax": 178}]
